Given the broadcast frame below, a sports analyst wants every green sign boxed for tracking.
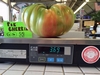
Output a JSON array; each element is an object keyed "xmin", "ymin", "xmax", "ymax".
[{"xmin": 4, "ymin": 21, "xmax": 33, "ymax": 38}]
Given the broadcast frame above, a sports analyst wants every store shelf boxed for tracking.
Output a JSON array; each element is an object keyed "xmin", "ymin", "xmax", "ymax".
[
  {"xmin": 75, "ymin": 19, "xmax": 91, "ymax": 21},
  {"xmin": 75, "ymin": 19, "xmax": 91, "ymax": 23},
  {"xmin": 0, "ymin": 62, "xmax": 100, "ymax": 75}
]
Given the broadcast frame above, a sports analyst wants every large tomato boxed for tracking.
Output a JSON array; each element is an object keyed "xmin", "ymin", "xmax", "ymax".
[{"xmin": 21, "ymin": 3, "xmax": 75, "ymax": 37}]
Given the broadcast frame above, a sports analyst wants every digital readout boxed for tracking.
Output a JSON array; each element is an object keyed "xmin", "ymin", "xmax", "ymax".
[{"xmin": 38, "ymin": 47, "xmax": 64, "ymax": 54}]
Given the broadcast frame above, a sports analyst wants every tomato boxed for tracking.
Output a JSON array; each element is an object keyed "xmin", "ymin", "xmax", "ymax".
[{"xmin": 21, "ymin": 3, "xmax": 75, "ymax": 37}]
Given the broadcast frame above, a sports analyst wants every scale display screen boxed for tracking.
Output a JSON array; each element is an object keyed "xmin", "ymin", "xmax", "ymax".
[{"xmin": 38, "ymin": 47, "xmax": 64, "ymax": 54}]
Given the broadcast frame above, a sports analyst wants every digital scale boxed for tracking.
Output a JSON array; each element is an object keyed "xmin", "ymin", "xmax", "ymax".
[
  {"xmin": 0, "ymin": 37, "xmax": 100, "ymax": 66},
  {"xmin": 1, "ymin": 0, "xmax": 100, "ymax": 66}
]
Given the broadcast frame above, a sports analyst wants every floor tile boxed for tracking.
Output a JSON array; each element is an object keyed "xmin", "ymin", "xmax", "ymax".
[
  {"xmin": 2, "ymin": 70, "xmax": 24, "ymax": 75},
  {"xmin": 24, "ymin": 71, "xmax": 43, "ymax": 75},
  {"xmin": 45, "ymin": 72, "xmax": 63, "ymax": 75},
  {"xmin": 0, "ymin": 62, "xmax": 14, "ymax": 70},
  {"xmin": 45, "ymin": 65, "xmax": 62, "ymax": 72},
  {"xmin": 9, "ymin": 63, "xmax": 28, "ymax": 71},
  {"xmin": 65, "ymin": 73, "xmax": 83, "ymax": 75},
  {"xmin": 27, "ymin": 64, "xmax": 45, "ymax": 71},
  {"xmin": 0, "ymin": 70, "xmax": 6, "ymax": 75},
  {"xmin": 85, "ymin": 74, "xmax": 100, "ymax": 75},
  {"xmin": 96, "ymin": 67, "xmax": 100, "ymax": 71},
  {"xmin": 0, "ymin": 62, "xmax": 100, "ymax": 75},
  {"xmin": 80, "ymin": 67, "xmax": 100, "ymax": 73},
  {"xmin": 63, "ymin": 66, "xmax": 82, "ymax": 73}
]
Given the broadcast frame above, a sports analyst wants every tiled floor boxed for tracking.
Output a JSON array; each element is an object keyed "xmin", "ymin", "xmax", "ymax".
[{"xmin": 0, "ymin": 62, "xmax": 100, "ymax": 75}]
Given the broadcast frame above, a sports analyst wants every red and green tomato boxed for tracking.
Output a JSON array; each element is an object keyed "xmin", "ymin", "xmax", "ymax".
[{"xmin": 21, "ymin": 3, "xmax": 75, "ymax": 37}]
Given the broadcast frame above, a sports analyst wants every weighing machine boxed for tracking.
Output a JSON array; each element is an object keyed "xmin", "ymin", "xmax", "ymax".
[
  {"xmin": 1, "ymin": 0, "xmax": 100, "ymax": 66},
  {"xmin": 0, "ymin": 37, "xmax": 100, "ymax": 66}
]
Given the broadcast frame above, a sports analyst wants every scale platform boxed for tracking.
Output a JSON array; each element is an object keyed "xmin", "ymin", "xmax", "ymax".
[{"xmin": 0, "ymin": 36, "xmax": 100, "ymax": 66}]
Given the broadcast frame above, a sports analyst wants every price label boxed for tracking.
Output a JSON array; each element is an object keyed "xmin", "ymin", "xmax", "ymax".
[{"xmin": 3, "ymin": 21, "xmax": 33, "ymax": 38}]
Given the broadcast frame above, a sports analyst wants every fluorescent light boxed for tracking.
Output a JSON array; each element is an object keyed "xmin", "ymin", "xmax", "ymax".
[
  {"xmin": 11, "ymin": 2, "xmax": 16, "ymax": 6},
  {"xmin": 63, "ymin": 0, "xmax": 67, "ymax": 1},
  {"xmin": 74, "ymin": 0, "xmax": 89, "ymax": 14},
  {"xmin": 74, "ymin": 2, "xmax": 86, "ymax": 14},
  {"xmin": 64, "ymin": 2, "xmax": 66, "ymax": 4},
  {"xmin": 2, "ymin": 0, "xmax": 7, "ymax": 3},
  {"xmin": 56, "ymin": 0, "xmax": 67, "ymax": 2},
  {"xmin": 86, "ymin": 0, "xmax": 89, "ymax": 2},
  {"xmin": 56, "ymin": 0, "xmax": 61, "ymax": 2}
]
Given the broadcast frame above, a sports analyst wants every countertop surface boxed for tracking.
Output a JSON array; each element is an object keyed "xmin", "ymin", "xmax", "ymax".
[
  {"xmin": 0, "ymin": 62, "xmax": 100, "ymax": 75},
  {"xmin": 0, "ymin": 37, "xmax": 100, "ymax": 45}
]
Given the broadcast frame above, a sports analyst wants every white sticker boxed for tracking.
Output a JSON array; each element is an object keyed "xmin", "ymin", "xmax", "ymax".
[
  {"xmin": 0, "ymin": 49, "xmax": 26, "ymax": 59},
  {"xmin": 81, "ymin": 46, "xmax": 99, "ymax": 64}
]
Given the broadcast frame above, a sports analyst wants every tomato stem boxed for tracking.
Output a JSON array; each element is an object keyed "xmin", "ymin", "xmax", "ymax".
[{"xmin": 47, "ymin": 6, "xmax": 51, "ymax": 9}]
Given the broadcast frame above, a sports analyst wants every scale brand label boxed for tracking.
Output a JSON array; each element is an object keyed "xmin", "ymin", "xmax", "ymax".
[
  {"xmin": 3, "ymin": 21, "xmax": 33, "ymax": 38},
  {"xmin": 81, "ymin": 46, "xmax": 100, "ymax": 64},
  {"xmin": 0, "ymin": 49, "xmax": 26, "ymax": 59}
]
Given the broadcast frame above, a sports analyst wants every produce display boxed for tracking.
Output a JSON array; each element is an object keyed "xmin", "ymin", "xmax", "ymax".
[{"xmin": 21, "ymin": 3, "xmax": 75, "ymax": 37}]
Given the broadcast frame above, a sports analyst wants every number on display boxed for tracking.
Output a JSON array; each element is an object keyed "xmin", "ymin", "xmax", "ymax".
[{"xmin": 50, "ymin": 47, "xmax": 60, "ymax": 53}]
